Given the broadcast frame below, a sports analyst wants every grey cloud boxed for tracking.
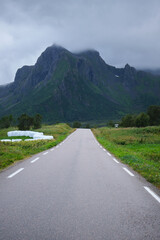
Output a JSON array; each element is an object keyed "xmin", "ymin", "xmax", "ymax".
[{"xmin": 0, "ymin": 0, "xmax": 160, "ymax": 85}]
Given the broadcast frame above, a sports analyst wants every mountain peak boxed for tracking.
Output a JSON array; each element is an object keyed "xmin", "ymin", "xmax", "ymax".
[
  {"xmin": 125, "ymin": 63, "xmax": 131, "ymax": 69},
  {"xmin": 36, "ymin": 44, "xmax": 69, "ymax": 67},
  {"xmin": 77, "ymin": 49, "xmax": 100, "ymax": 56},
  {"xmin": 124, "ymin": 63, "xmax": 136, "ymax": 72},
  {"xmin": 50, "ymin": 44, "xmax": 67, "ymax": 51},
  {"xmin": 45, "ymin": 44, "xmax": 69, "ymax": 55}
]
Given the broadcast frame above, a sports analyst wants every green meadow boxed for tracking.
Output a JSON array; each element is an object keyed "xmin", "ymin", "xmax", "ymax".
[
  {"xmin": 92, "ymin": 126, "xmax": 160, "ymax": 188},
  {"xmin": 0, "ymin": 123, "xmax": 74, "ymax": 170}
]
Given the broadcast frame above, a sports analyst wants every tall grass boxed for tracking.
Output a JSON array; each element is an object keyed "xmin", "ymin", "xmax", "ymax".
[
  {"xmin": 92, "ymin": 126, "xmax": 160, "ymax": 188},
  {"xmin": 0, "ymin": 123, "xmax": 74, "ymax": 170}
]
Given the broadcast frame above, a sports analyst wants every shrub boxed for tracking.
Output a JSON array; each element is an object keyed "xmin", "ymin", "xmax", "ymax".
[
  {"xmin": 135, "ymin": 113, "xmax": 150, "ymax": 127},
  {"xmin": 33, "ymin": 114, "xmax": 42, "ymax": 129},
  {"xmin": 18, "ymin": 114, "xmax": 33, "ymax": 130},
  {"xmin": 120, "ymin": 114, "xmax": 135, "ymax": 127},
  {"xmin": 147, "ymin": 105, "xmax": 160, "ymax": 126},
  {"xmin": 73, "ymin": 121, "xmax": 81, "ymax": 128},
  {"xmin": 0, "ymin": 115, "xmax": 13, "ymax": 129}
]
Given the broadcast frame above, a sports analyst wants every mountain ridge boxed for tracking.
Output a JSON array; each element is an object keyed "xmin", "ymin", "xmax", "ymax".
[{"xmin": 0, "ymin": 45, "xmax": 160, "ymax": 123}]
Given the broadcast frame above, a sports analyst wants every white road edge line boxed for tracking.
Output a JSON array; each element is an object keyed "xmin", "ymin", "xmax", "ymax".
[
  {"xmin": 107, "ymin": 152, "xmax": 111, "ymax": 156},
  {"xmin": 50, "ymin": 148, "xmax": 55, "ymax": 151},
  {"xmin": 103, "ymin": 148, "xmax": 106, "ymax": 152},
  {"xmin": 43, "ymin": 152, "xmax": 48, "ymax": 155},
  {"xmin": 123, "ymin": 167, "xmax": 134, "ymax": 176},
  {"xmin": 7, "ymin": 168, "xmax": 24, "ymax": 178},
  {"xmin": 144, "ymin": 186, "xmax": 160, "ymax": 203},
  {"xmin": 31, "ymin": 157, "xmax": 40, "ymax": 163},
  {"xmin": 113, "ymin": 158, "xmax": 119, "ymax": 163}
]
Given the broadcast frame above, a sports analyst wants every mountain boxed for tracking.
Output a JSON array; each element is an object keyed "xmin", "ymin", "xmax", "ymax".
[
  {"xmin": 143, "ymin": 69, "xmax": 160, "ymax": 76},
  {"xmin": 0, "ymin": 44, "xmax": 160, "ymax": 123}
]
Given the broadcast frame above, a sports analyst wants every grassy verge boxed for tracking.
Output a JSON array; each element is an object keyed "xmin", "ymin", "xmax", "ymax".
[
  {"xmin": 0, "ymin": 123, "xmax": 74, "ymax": 170},
  {"xmin": 92, "ymin": 126, "xmax": 160, "ymax": 188}
]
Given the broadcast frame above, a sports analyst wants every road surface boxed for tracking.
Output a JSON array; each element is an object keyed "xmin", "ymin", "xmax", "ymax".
[{"xmin": 0, "ymin": 129, "xmax": 160, "ymax": 240}]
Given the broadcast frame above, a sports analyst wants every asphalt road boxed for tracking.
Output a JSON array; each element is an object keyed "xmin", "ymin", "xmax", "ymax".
[{"xmin": 0, "ymin": 129, "xmax": 160, "ymax": 240}]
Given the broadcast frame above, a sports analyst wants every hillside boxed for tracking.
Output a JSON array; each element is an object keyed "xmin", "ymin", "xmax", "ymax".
[{"xmin": 0, "ymin": 45, "xmax": 160, "ymax": 123}]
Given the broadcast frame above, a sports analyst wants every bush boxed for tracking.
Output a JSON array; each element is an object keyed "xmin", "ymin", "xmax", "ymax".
[
  {"xmin": 135, "ymin": 113, "xmax": 150, "ymax": 128},
  {"xmin": 18, "ymin": 114, "xmax": 33, "ymax": 130},
  {"xmin": 33, "ymin": 114, "xmax": 42, "ymax": 129},
  {"xmin": 147, "ymin": 105, "xmax": 160, "ymax": 126},
  {"xmin": 120, "ymin": 114, "xmax": 135, "ymax": 127},
  {"xmin": 119, "ymin": 105, "xmax": 160, "ymax": 128},
  {"xmin": 0, "ymin": 115, "xmax": 13, "ymax": 129},
  {"xmin": 73, "ymin": 121, "xmax": 81, "ymax": 128}
]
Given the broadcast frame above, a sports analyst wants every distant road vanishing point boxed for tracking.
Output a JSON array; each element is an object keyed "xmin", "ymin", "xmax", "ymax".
[{"xmin": 0, "ymin": 129, "xmax": 160, "ymax": 240}]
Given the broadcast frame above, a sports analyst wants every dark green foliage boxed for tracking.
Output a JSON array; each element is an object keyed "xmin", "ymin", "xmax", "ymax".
[
  {"xmin": 73, "ymin": 121, "xmax": 81, "ymax": 128},
  {"xmin": 33, "ymin": 114, "xmax": 42, "ymax": 129},
  {"xmin": 120, "ymin": 113, "xmax": 150, "ymax": 128},
  {"xmin": 85, "ymin": 124, "xmax": 90, "ymax": 128},
  {"xmin": 0, "ymin": 115, "xmax": 13, "ymax": 129},
  {"xmin": 135, "ymin": 113, "xmax": 150, "ymax": 128},
  {"xmin": 120, "ymin": 105, "xmax": 160, "ymax": 128},
  {"xmin": 120, "ymin": 114, "xmax": 135, "ymax": 127},
  {"xmin": 18, "ymin": 113, "xmax": 42, "ymax": 130},
  {"xmin": 18, "ymin": 114, "xmax": 33, "ymax": 130},
  {"xmin": 147, "ymin": 105, "xmax": 160, "ymax": 126}
]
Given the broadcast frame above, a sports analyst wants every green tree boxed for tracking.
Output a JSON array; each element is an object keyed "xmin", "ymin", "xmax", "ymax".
[
  {"xmin": 33, "ymin": 114, "xmax": 42, "ymax": 129},
  {"xmin": 85, "ymin": 124, "xmax": 90, "ymax": 129},
  {"xmin": 147, "ymin": 105, "xmax": 160, "ymax": 126},
  {"xmin": 0, "ymin": 115, "xmax": 13, "ymax": 129},
  {"xmin": 120, "ymin": 114, "xmax": 135, "ymax": 127},
  {"xmin": 18, "ymin": 114, "xmax": 33, "ymax": 130},
  {"xmin": 135, "ymin": 113, "xmax": 150, "ymax": 127},
  {"xmin": 73, "ymin": 121, "xmax": 81, "ymax": 128}
]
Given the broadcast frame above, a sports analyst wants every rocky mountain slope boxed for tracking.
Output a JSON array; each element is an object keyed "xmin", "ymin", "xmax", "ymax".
[{"xmin": 0, "ymin": 45, "xmax": 160, "ymax": 123}]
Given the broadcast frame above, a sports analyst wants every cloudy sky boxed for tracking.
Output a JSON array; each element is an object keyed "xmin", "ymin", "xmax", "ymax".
[{"xmin": 0, "ymin": 0, "xmax": 160, "ymax": 85}]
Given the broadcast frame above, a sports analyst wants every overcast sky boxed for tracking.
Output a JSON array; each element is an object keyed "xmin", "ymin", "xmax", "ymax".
[{"xmin": 0, "ymin": 0, "xmax": 160, "ymax": 85}]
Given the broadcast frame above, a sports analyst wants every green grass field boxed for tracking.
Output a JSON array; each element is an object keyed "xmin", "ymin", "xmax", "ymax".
[
  {"xmin": 92, "ymin": 126, "xmax": 160, "ymax": 188},
  {"xmin": 0, "ymin": 123, "xmax": 74, "ymax": 170}
]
